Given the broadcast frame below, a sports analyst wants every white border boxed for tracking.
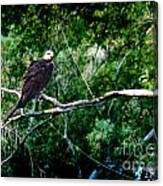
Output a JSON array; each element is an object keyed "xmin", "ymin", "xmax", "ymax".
[{"xmin": 1, "ymin": 0, "xmax": 162, "ymax": 186}]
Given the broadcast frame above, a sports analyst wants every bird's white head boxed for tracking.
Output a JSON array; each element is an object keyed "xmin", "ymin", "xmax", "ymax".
[{"xmin": 43, "ymin": 50, "xmax": 54, "ymax": 61}]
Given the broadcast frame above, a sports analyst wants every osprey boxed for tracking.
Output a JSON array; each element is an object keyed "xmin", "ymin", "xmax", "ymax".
[{"xmin": 4, "ymin": 50, "xmax": 55, "ymax": 122}]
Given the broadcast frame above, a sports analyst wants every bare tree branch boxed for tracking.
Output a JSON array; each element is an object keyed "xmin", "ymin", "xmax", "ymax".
[
  {"xmin": 1, "ymin": 87, "xmax": 62, "ymax": 106},
  {"xmin": 41, "ymin": 93, "xmax": 63, "ymax": 106},
  {"xmin": 1, "ymin": 87, "xmax": 21, "ymax": 98},
  {"xmin": 2, "ymin": 114, "xmax": 23, "ymax": 128},
  {"xmin": 1, "ymin": 87, "xmax": 157, "ymax": 127}
]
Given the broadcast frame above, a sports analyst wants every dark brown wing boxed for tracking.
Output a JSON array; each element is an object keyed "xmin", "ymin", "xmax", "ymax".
[
  {"xmin": 18, "ymin": 60, "xmax": 54, "ymax": 108},
  {"xmin": 22, "ymin": 60, "xmax": 41, "ymax": 81}
]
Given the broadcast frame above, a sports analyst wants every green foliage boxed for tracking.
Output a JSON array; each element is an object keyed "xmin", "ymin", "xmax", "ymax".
[
  {"xmin": 86, "ymin": 118, "xmax": 115, "ymax": 159},
  {"xmin": 1, "ymin": 2, "xmax": 157, "ymax": 179}
]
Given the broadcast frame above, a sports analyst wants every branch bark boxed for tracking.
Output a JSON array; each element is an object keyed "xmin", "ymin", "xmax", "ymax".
[
  {"xmin": 1, "ymin": 87, "xmax": 157, "ymax": 127},
  {"xmin": 1, "ymin": 87, "xmax": 21, "ymax": 98}
]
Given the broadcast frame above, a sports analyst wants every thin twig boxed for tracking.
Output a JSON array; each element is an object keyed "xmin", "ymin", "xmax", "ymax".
[{"xmin": 41, "ymin": 93, "xmax": 63, "ymax": 107}]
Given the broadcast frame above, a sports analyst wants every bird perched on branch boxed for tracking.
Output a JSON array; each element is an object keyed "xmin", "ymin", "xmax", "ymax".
[{"xmin": 4, "ymin": 50, "xmax": 55, "ymax": 123}]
